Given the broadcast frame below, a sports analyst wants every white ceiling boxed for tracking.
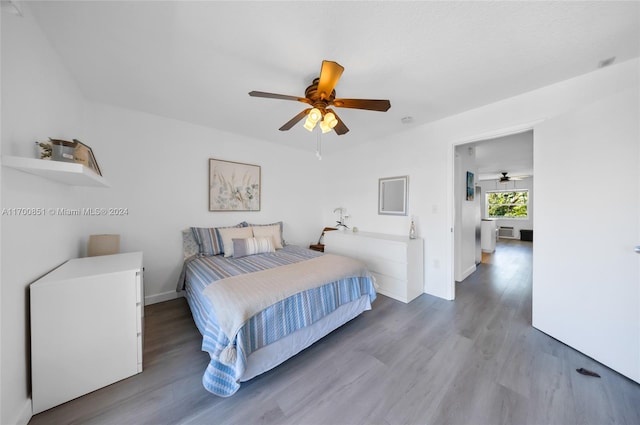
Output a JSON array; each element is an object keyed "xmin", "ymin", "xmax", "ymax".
[
  {"xmin": 471, "ymin": 130, "xmax": 533, "ymax": 181},
  {"xmin": 21, "ymin": 0, "xmax": 640, "ymax": 166}
]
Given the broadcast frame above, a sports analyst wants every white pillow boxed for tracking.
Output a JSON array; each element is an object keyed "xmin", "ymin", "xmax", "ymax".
[
  {"xmin": 251, "ymin": 224, "xmax": 283, "ymax": 249},
  {"xmin": 217, "ymin": 226, "xmax": 253, "ymax": 257}
]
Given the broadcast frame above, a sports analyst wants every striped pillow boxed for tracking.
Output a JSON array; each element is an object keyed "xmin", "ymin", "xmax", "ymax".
[
  {"xmin": 191, "ymin": 223, "xmax": 246, "ymax": 256},
  {"xmin": 232, "ymin": 237, "xmax": 275, "ymax": 258}
]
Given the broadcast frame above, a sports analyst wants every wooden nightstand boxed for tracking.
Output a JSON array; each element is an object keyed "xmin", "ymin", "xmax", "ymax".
[{"xmin": 310, "ymin": 227, "xmax": 338, "ymax": 252}]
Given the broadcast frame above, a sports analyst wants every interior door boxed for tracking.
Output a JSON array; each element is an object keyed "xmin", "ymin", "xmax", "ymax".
[{"xmin": 532, "ymin": 87, "xmax": 639, "ymax": 382}]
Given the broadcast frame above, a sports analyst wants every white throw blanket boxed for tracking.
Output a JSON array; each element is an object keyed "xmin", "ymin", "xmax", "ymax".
[{"xmin": 202, "ymin": 254, "xmax": 370, "ymax": 364}]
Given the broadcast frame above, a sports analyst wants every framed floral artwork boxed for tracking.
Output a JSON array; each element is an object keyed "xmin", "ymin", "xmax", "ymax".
[{"xmin": 209, "ymin": 158, "xmax": 261, "ymax": 211}]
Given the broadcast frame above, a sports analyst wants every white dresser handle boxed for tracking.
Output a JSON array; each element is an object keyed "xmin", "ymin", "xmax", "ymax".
[{"xmin": 634, "ymin": 246, "xmax": 640, "ymax": 254}]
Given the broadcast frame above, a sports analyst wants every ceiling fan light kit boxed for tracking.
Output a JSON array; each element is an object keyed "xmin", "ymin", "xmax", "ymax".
[
  {"xmin": 249, "ymin": 60, "xmax": 391, "ymax": 135},
  {"xmin": 308, "ymin": 108, "xmax": 322, "ymax": 122},
  {"xmin": 319, "ymin": 119, "xmax": 331, "ymax": 133},
  {"xmin": 303, "ymin": 108, "xmax": 322, "ymax": 131}
]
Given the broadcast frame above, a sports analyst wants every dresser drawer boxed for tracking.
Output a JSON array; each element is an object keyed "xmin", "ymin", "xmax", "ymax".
[
  {"xmin": 324, "ymin": 231, "xmax": 423, "ymax": 303},
  {"xmin": 366, "ymin": 256, "xmax": 408, "ymax": 280},
  {"xmin": 328, "ymin": 234, "xmax": 407, "ymax": 260},
  {"xmin": 372, "ymin": 272, "xmax": 408, "ymax": 302}
]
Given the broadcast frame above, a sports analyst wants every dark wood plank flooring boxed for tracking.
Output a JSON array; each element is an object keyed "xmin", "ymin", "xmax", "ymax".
[{"xmin": 29, "ymin": 240, "xmax": 640, "ymax": 425}]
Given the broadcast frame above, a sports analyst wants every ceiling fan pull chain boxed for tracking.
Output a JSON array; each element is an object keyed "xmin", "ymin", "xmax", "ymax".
[{"xmin": 316, "ymin": 130, "xmax": 322, "ymax": 160}]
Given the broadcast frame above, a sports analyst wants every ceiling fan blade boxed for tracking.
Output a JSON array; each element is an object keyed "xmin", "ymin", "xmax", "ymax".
[
  {"xmin": 330, "ymin": 110, "xmax": 349, "ymax": 135},
  {"xmin": 278, "ymin": 109, "xmax": 310, "ymax": 131},
  {"xmin": 317, "ymin": 61, "xmax": 344, "ymax": 101},
  {"xmin": 332, "ymin": 98, "xmax": 391, "ymax": 111},
  {"xmin": 249, "ymin": 91, "xmax": 311, "ymax": 105}
]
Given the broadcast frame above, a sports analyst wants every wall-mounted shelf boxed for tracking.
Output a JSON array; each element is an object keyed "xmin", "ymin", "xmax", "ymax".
[{"xmin": 1, "ymin": 155, "xmax": 109, "ymax": 187}]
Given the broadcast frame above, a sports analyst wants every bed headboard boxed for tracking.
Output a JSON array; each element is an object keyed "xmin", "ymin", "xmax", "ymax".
[{"xmin": 182, "ymin": 228, "xmax": 199, "ymax": 260}]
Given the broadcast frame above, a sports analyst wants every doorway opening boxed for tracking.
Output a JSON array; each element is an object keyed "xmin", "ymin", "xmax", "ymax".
[{"xmin": 452, "ymin": 129, "xmax": 534, "ymax": 301}]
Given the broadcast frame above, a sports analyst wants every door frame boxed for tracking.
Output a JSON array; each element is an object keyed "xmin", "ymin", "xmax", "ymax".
[{"xmin": 449, "ymin": 119, "xmax": 543, "ymax": 300}]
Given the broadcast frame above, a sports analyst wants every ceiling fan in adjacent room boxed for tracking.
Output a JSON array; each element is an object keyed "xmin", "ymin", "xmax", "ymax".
[
  {"xmin": 248, "ymin": 60, "xmax": 391, "ymax": 135},
  {"xmin": 498, "ymin": 172, "xmax": 528, "ymax": 183}
]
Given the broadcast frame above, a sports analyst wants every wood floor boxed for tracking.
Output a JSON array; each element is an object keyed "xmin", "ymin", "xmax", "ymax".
[{"xmin": 29, "ymin": 240, "xmax": 640, "ymax": 425}]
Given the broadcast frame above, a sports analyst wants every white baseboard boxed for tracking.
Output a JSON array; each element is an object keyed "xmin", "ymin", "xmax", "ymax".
[
  {"xmin": 457, "ymin": 264, "xmax": 477, "ymax": 282},
  {"xmin": 144, "ymin": 290, "xmax": 183, "ymax": 306}
]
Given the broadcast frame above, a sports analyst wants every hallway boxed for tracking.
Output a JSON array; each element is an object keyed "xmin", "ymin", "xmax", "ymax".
[{"xmin": 463, "ymin": 238, "xmax": 533, "ymax": 326}]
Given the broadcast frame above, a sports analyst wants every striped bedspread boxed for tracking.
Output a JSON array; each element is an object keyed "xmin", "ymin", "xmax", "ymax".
[{"xmin": 182, "ymin": 245, "xmax": 376, "ymax": 396}]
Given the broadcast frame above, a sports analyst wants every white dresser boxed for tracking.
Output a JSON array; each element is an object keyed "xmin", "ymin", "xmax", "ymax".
[
  {"xmin": 30, "ymin": 252, "xmax": 144, "ymax": 414},
  {"xmin": 324, "ymin": 231, "xmax": 424, "ymax": 303}
]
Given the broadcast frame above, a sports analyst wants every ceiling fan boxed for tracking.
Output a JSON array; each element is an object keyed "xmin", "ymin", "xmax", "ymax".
[
  {"xmin": 248, "ymin": 60, "xmax": 391, "ymax": 135},
  {"xmin": 498, "ymin": 172, "xmax": 528, "ymax": 183}
]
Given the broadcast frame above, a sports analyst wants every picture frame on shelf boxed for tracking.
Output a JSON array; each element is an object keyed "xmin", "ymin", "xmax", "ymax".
[
  {"xmin": 73, "ymin": 139, "xmax": 102, "ymax": 176},
  {"xmin": 48, "ymin": 138, "xmax": 102, "ymax": 176}
]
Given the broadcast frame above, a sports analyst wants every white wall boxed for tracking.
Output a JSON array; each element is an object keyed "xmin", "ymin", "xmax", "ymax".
[
  {"xmin": 82, "ymin": 103, "xmax": 324, "ymax": 303},
  {"xmin": 454, "ymin": 145, "xmax": 478, "ymax": 281},
  {"xmin": 320, "ymin": 58, "xmax": 639, "ymax": 381},
  {"xmin": 1, "ymin": 7, "xmax": 90, "ymax": 425},
  {"xmin": 320, "ymin": 130, "xmax": 452, "ymax": 298},
  {"xmin": 1, "ymin": 7, "xmax": 325, "ymax": 425},
  {"xmin": 321, "ymin": 58, "xmax": 639, "ymax": 304}
]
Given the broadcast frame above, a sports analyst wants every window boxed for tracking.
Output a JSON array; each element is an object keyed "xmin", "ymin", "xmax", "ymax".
[{"xmin": 486, "ymin": 190, "xmax": 528, "ymax": 218}]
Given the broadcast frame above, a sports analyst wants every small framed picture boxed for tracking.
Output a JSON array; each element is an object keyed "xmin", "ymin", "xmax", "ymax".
[
  {"xmin": 466, "ymin": 171, "xmax": 475, "ymax": 201},
  {"xmin": 379, "ymin": 175, "xmax": 408, "ymax": 216}
]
